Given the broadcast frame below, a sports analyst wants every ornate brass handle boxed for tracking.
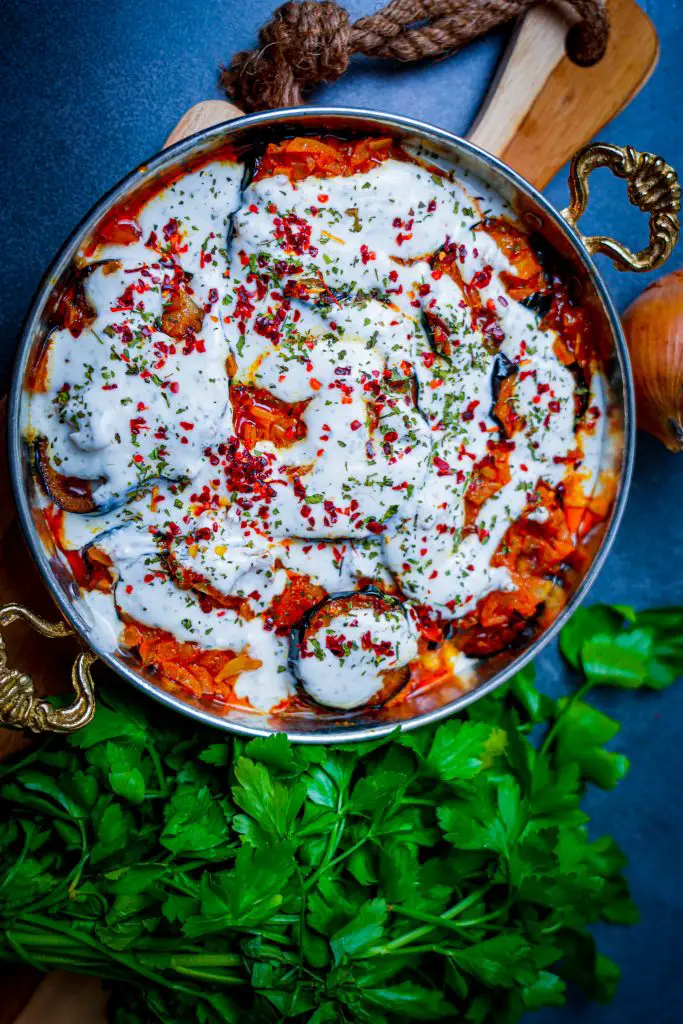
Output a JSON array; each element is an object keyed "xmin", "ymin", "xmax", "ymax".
[
  {"xmin": 562, "ymin": 142, "xmax": 681, "ymax": 272},
  {"xmin": 0, "ymin": 604, "xmax": 97, "ymax": 733}
]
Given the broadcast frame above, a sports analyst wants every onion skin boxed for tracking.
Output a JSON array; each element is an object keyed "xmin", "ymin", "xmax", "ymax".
[{"xmin": 622, "ymin": 271, "xmax": 683, "ymax": 453}]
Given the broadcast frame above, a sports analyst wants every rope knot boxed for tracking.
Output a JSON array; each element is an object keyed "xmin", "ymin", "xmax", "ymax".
[
  {"xmin": 223, "ymin": 1, "xmax": 609, "ymax": 112},
  {"xmin": 223, "ymin": 1, "xmax": 352, "ymax": 111}
]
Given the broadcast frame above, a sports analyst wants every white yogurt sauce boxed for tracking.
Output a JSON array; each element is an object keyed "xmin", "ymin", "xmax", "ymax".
[{"xmin": 27, "ymin": 142, "xmax": 612, "ymax": 712}]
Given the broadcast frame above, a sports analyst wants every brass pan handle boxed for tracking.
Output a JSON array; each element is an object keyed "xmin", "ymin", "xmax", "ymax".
[
  {"xmin": 0, "ymin": 603, "xmax": 97, "ymax": 733},
  {"xmin": 562, "ymin": 142, "xmax": 681, "ymax": 272}
]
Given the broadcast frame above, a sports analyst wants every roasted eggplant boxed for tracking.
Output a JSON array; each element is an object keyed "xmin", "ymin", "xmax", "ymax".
[
  {"xmin": 34, "ymin": 438, "xmax": 101, "ymax": 514},
  {"xmin": 288, "ymin": 586, "xmax": 415, "ymax": 710}
]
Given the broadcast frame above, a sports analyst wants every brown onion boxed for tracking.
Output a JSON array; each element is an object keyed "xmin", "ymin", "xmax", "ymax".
[{"xmin": 622, "ymin": 270, "xmax": 683, "ymax": 452}]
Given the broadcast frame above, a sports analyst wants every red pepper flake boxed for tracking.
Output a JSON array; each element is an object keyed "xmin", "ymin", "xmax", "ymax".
[
  {"xmin": 318, "ymin": 193, "xmax": 329, "ymax": 202},
  {"xmin": 360, "ymin": 244, "xmax": 376, "ymax": 264},
  {"xmin": 179, "ymin": 421, "xmax": 194, "ymax": 431},
  {"xmin": 470, "ymin": 265, "xmax": 493, "ymax": 290},
  {"xmin": 325, "ymin": 633, "xmax": 347, "ymax": 658},
  {"xmin": 462, "ymin": 399, "xmax": 480, "ymax": 422},
  {"xmin": 133, "ymin": 454, "xmax": 144, "ymax": 464},
  {"xmin": 433, "ymin": 456, "xmax": 452, "ymax": 476},
  {"xmin": 309, "ymin": 378, "xmax": 322, "ymax": 391},
  {"xmin": 129, "ymin": 416, "xmax": 147, "ymax": 435}
]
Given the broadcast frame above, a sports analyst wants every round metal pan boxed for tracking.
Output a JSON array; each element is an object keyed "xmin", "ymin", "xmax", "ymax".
[{"xmin": 3, "ymin": 107, "xmax": 680, "ymax": 741}]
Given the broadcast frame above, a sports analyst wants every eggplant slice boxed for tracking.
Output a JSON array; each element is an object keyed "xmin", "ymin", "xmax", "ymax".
[
  {"xmin": 34, "ymin": 438, "xmax": 101, "ymax": 514},
  {"xmin": 288, "ymin": 586, "xmax": 415, "ymax": 710},
  {"xmin": 421, "ymin": 309, "xmax": 453, "ymax": 362},
  {"xmin": 489, "ymin": 352, "xmax": 520, "ymax": 438}
]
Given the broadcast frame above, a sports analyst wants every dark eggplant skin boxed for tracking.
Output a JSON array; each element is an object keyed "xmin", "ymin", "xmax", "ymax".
[
  {"xmin": 519, "ymin": 232, "xmax": 557, "ymax": 319},
  {"xmin": 34, "ymin": 438, "xmax": 100, "ymax": 514},
  {"xmin": 520, "ymin": 292, "xmax": 553, "ymax": 318},
  {"xmin": 489, "ymin": 352, "xmax": 518, "ymax": 434},
  {"xmin": 288, "ymin": 585, "xmax": 410, "ymax": 707},
  {"xmin": 490, "ymin": 352, "xmax": 517, "ymax": 400},
  {"xmin": 34, "ymin": 436, "xmax": 189, "ymax": 515},
  {"xmin": 421, "ymin": 309, "xmax": 453, "ymax": 362},
  {"xmin": 569, "ymin": 363, "xmax": 591, "ymax": 425}
]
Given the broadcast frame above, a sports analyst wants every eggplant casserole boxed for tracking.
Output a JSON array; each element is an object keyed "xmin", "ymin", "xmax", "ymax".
[{"xmin": 24, "ymin": 135, "xmax": 616, "ymax": 715}]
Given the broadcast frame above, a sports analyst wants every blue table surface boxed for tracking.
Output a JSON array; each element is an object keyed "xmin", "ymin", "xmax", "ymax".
[{"xmin": 3, "ymin": 1, "xmax": 682, "ymax": 1019}]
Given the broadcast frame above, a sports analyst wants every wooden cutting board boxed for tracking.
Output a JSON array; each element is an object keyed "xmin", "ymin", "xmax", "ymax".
[{"xmin": 0, "ymin": 1, "xmax": 658, "ymax": 1019}]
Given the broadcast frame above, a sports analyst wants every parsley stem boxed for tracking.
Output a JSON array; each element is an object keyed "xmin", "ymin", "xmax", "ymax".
[
  {"xmin": 172, "ymin": 966, "xmax": 243, "ymax": 984},
  {"xmin": 147, "ymin": 742, "xmax": 169, "ymax": 795},
  {"xmin": 302, "ymin": 806, "xmax": 347, "ymax": 890},
  {"xmin": 0, "ymin": 824, "xmax": 34, "ymax": 895},
  {"xmin": 540, "ymin": 679, "xmax": 594, "ymax": 755},
  {"xmin": 0, "ymin": 740, "xmax": 51, "ymax": 781},
  {"xmin": 303, "ymin": 831, "xmax": 369, "ymax": 889},
  {"xmin": 151, "ymin": 954, "xmax": 243, "ymax": 969},
  {"xmin": 388, "ymin": 904, "xmax": 478, "ymax": 934},
  {"xmin": 16, "ymin": 914, "xmax": 199, "ymax": 996},
  {"xmin": 368, "ymin": 884, "xmax": 492, "ymax": 955}
]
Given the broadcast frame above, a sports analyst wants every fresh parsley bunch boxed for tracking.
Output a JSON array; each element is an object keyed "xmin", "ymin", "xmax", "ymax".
[{"xmin": 1, "ymin": 603, "xmax": 681, "ymax": 1024}]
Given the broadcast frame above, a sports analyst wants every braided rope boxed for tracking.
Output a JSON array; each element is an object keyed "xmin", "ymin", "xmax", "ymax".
[{"xmin": 222, "ymin": 0, "xmax": 609, "ymax": 112}]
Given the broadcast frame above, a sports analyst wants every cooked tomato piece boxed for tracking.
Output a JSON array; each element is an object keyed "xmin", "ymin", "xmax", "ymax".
[
  {"xmin": 266, "ymin": 574, "xmax": 326, "ymax": 634},
  {"xmin": 254, "ymin": 136, "xmax": 395, "ymax": 183},
  {"xmin": 161, "ymin": 290, "xmax": 204, "ymax": 339},
  {"xmin": 465, "ymin": 442, "xmax": 513, "ymax": 528},
  {"xmin": 95, "ymin": 216, "xmax": 142, "ymax": 247},
  {"xmin": 478, "ymin": 219, "xmax": 547, "ymax": 300},
  {"xmin": 122, "ymin": 619, "xmax": 261, "ymax": 701},
  {"xmin": 493, "ymin": 483, "xmax": 575, "ymax": 576},
  {"xmin": 231, "ymin": 385, "xmax": 309, "ymax": 449}
]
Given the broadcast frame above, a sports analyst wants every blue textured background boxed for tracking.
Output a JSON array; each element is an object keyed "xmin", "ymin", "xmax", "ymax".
[{"xmin": 2, "ymin": 1, "xmax": 682, "ymax": 1020}]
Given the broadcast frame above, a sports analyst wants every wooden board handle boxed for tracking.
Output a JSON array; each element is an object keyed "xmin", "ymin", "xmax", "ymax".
[
  {"xmin": 471, "ymin": 0, "xmax": 658, "ymax": 188},
  {"xmin": 164, "ymin": 99, "xmax": 244, "ymax": 148}
]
